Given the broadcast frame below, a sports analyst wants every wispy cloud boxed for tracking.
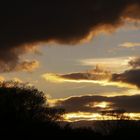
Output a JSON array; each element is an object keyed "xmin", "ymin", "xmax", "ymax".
[
  {"xmin": 14, "ymin": 60, "xmax": 39, "ymax": 72},
  {"xmin": 0, "ymin": 60, "xmax": 39, "ymax": 73},
  {"xmin": 78, "ymin": 57, "xmax": 130, "ymax": 73},
  {"xmin": 119, "ymin": 42, "xmax": 140, "ymax": 48},
  {"xmin": 128, "ymin": 57, "xmax": 140, "ymax": 68}
]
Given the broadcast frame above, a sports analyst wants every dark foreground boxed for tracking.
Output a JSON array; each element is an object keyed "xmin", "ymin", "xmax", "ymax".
[
  {"xmin": 0, "ymin": 82, "xmax": 139, "ymax": 138},
  {"xmin": 1, "ymin": 120, "xmax": 140, "ymax": 138}
]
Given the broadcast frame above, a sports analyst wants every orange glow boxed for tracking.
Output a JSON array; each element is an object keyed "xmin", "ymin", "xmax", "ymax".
[
  {"xmin": 13, "ymin": 77, "xmax": 23, "ymax": 83},
  {"xmin": 0, "ymin": 76, "xmax": 5, "ymax": 82}
]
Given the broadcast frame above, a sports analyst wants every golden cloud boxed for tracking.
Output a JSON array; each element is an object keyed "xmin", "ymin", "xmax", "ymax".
[
  {"xmin": 42, "ymin": 65, "xmax": 137, "ymax": 89},
  {"xmin": 11, "ymin": 60, "xmax": 39, "ymax": 72}
]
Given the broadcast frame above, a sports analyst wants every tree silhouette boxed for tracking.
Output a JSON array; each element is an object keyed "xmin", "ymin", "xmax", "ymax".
[{"xmin": 0, "ymin": 81, "xmax": 64, "ymax": 125}]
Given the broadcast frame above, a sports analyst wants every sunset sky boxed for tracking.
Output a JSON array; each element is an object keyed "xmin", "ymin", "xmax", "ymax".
[{"xmin": 1, "ymin": 0, "xmax": 140, "ymax": 121}]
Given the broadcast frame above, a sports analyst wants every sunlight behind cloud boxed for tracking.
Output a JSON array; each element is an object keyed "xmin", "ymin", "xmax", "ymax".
[
  {"xmin": 87, "ymin": 101, "xmax": 113, "ymax": 109},
  {"xmin": 63, "ymin": 112, "xmax": 140, "ymax": 122}
]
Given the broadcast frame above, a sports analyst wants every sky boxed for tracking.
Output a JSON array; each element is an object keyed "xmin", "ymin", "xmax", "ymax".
[{"xmin": 1, "ymin": 0, "xmax": 140, "ymax": 121}]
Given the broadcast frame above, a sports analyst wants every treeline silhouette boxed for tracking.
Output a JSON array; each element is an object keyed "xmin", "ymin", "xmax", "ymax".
[{"xmin": 0, "ymin": 81, "xmax": 140, "ymax": 138}]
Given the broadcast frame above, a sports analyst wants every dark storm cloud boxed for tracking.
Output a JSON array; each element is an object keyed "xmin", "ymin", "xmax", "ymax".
[
  {"xmin": 111, "ymin": 69, "xmax": 140, "ymax": 88},
  {"xmin": 55, "ymin": 94, "xmax": 140, "ymax": 113},
  {"xmin": 0, "ymin": 45, "xmax": 39, "ymax": 72},
  {"xmin": 0, "ymin": 0, "xmax": 140, "ymax": 71}
]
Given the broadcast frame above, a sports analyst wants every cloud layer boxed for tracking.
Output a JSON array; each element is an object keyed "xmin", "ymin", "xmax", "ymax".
[
  {"xmin": 0, "ymin": 0, "xmax": 140, "ymax": 71},
  {"xmin": 111, "ymin": 69, "xmax": 140, "ymax": 88},
  {"xmin": 54, "ymin": 94, "xmax": 140, "ymax": 113},
  {"xmin": 42, "ymin": 63, "xmax": 140, "ymax": 89}
]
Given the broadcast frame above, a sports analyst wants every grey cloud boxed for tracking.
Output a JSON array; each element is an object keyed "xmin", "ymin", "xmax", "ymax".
[{"xmin": 55, "ymin": 94, "xmax": 140, "ymax": 113}]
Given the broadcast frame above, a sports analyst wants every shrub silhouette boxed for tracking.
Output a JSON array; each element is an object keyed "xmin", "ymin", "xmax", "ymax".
[
  {"xmin": 0, "ymin": 81, "xmax": 64, "ymax": 122},
  {"xmin": 0, "ymin": 81, "xmax": 65, "ymax": 136}
]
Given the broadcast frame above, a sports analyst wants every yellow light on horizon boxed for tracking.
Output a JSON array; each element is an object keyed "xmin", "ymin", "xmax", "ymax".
[{"xmin": 63, "ymin": 112, "xmax": 140, "ymax": 122}]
